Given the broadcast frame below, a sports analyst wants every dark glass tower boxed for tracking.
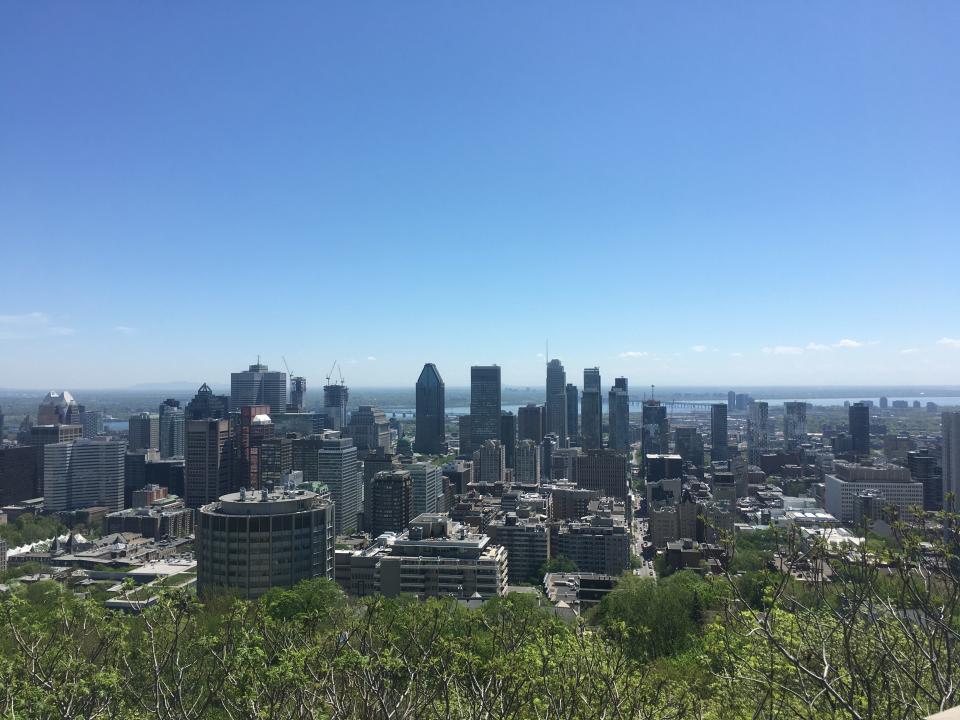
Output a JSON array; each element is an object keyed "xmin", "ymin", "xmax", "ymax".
[
  {"xmin": 607, "ymin": 377, "xmax": 630, "ymax": 453},
  {"xmin": 641, "ymin": 400, "xmax": 668, "ymax": 466},
  {"xmin": 186, "ymin": 383, "xmax": 230, "ymax": 420},
  {"xmin": 580, "ymin": 368, "xmax": 602, "ymax": 450},
  {"xmin": 500, "ymin": 412, "xmax": 516, "ymax": 469},
  {"xmin": 470, "ymin": 365, "xmax": 501, "ymax": 448},
  {"xmin": 565, "ymin": 383, "xmax": 579, "ymax": 445},
  {"xmin": 414, "ymin": 363, "xmax": 446, "ymax": 454},
  {"xmin": 545, "ymin": 359, "xmax": 567, "ymax": 446},
  {"xmin": 518, "ymin": 403, "xmax": 545, "ymax": 443},
  {"xmin": 710, "ymin": 403, "xmax": 728, "ymax": 462},
  {"xmin": 849, "ymin": 402, "xmax": 870, "ymax": 458}
]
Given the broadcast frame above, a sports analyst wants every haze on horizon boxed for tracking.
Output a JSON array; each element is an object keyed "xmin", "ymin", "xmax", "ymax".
[{"xmin": 1, "ymin": 3, "xmax": 958, "ymax": 389}]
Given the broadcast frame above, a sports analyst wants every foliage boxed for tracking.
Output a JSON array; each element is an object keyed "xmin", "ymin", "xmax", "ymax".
[
  {"xmin": 537, "ymin": 554, "xmax": 577, "ymax": 577},
  {"xmin": 0, "ymin": 513, "xmax": 66, "ymax": 547}
]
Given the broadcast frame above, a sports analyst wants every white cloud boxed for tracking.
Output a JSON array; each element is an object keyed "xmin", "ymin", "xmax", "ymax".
[
  {"xmin": 690, "ymin": 345, "xmax": 707, "ymax": 353},
  {"xmin": 937, "ymin": 337, "xmax": 960, "ymax": 348},
  {"xmin": 762, "ymin": 345, "xmax": 804, "ymax": 355},
  {"xmin": 535, "ymin": 352, "xmax": 545, "ymax": 358},
  {"xmin": 729, "ymin": 352, "xmax": 743, "ymax": 357},
  {"xmin": 805, "ymin": 342, "xmax": 829, "ymax": 351},
  {"xmin": 834, "ymin": 338, "xmax": 865, "ymax": 348},
  {"xmin": 900, "ymin": 348, "xmax": 921, "ymax": 354},
  {"xmin": 114, "ymin": 325, "xmax": 136, "ymax": 336},
  {"xmin": 618, "ymin": 351, "xmax": 649, "ymax": 358},
  {"xmin": 0, "ymin": 312, "xmax": 74, "ymax": 340},
  {"xmin": 366, "ymin": 356, "xmax": 377, "ymax": 361}
]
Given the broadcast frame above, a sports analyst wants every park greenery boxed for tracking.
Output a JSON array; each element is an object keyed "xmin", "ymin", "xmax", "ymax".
[{"xmin": 1, "ymin": 513, "xmax": 959, "ymax": 720}]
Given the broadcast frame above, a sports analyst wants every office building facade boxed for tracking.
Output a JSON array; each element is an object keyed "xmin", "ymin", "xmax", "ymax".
[
  {"xmin": 231, "ymin": 362, "xmax": 287, "ymax": 415},
  {"xmin": 581, "ymin": 368, "xmax": 602, "ymax": 450},
  {"xmin": 470, "ymin": 365, "xmax": 502, "ymax": 448},
  {"xmin": 43, "ymin": 439, "xmax": 126, "ymax": 512},
  {"xmin": 414, "ymin": 363, "xmax": 446, "ymax": 454}
]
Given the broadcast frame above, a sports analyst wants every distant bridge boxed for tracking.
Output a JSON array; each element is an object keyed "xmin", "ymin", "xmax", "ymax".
[{"xmin": 627, "ymin": 399, "xmax": 716, "ymax": 412}]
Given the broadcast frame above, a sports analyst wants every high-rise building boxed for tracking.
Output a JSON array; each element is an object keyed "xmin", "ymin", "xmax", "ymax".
[
  {"xmin": 318, "ymin": 433, "xmax": 362, "ymax": 535},
  {"xmin": 515, "ymin": 439, "xmax": 541, "ymax": 485},
  {"xmin": 408, "ymin": 461, "xmax": 442, "ymax": 516},
  {"xmin": 607, "ymin": 378, "xmax": 630, "ymax": 453},
  {"xmin": 237, "ymin": 406, "xmax": 273, "ymax": 490},
  {"xmin": 158, "ymin": 401, "xmax": 184, "ymax": 459},
  {"xmin": 746, "ymin": 401, "xmax": 768, "ymax": 465},
  {"xmin": 457, "ymin": 415, "xmax": 473, "ymax": 455},
  {"xmin": 540, "ymin": 435, "xmax": 557, "ymax": 481},
  {"xmin": 186, "ymin": 383, "xmax": 229, "ymax": 420},
  {"xmin": 0, "ymin": 445, "xmax": 40, "ymax": 504},
  {"xmin": 37, "ymin": 391, "xmax": 80, "ymax": 426},
  {"xmin": 784, "ymin": 402, "xmax": 807, "ymax": 450},
  {"xmin": 231, "ymin": 362, "xmax": 287, "ymax": 415},
  {"xmin": 470, "ymin": 365, "xmax": 501, "ymax": 448},
  {"xmin": 43, "ymin": 439, "xmax": 126, "ymax": 512},
  {"xmin": 849, "ymin": 402, "xmax": 871, "ymax": 458},
  {"xmin": 197, "ymin": 487, "xmax": 334, "ymax": 599},
  {"xmin": 674, "ymin": 426, "xmax": 704, "ymax": 467},
  {"xmin": 907, "ymin": 449, "xmax": 941, "ymax": 512},
  {"xmin": 710, "ymin": 404, "xmax": 728, "ymax": 462},
  {"xmin": 487, "ymin": 514, "xmax": 550, "ymax": 584},
  {"xmin": 345, "ymin": 406, "xmax": 391, "ymax": 453},
  {"xmin": 500, "ymin": 412, "xmax": 516, "ymax": 469},
  {"xmin": 288, "ymin": 376, "xmax": 307, "ymax": 413},
  {"xmin": 128, "ymin": 412, "xmax": 160, "ymax": 452},
  {"xmin": 565, "ymin": 384, "xmax": 579, "ymax": 445},
  {"xmin": 943, "ymin": 411, "xmax": 960, "ymax": 510},
  {"xmin": 727, "ymin": 391, "xmax": 736, "ymax": 410},
  {"xmin": 518, "ymin": 403, "xmax": 545, "ymax": 443},
  {"xmin": 581, "ymin": 368, "xmax": 602, "ymax": 450},
  {"xmin": 414, "ymin": 363, "xmax": 446, "ymax": 454},
  {"xmin": 473, "ymin": 439, "xmax": 505, "ymax": 484},
  {"xmin": 641, "ymin": 400, "xmax": 669, "ymax": 465},
  {"xmin": 545, "ymin": 359, "xmax": 567, "ymax": 446},
  {"xmin": 322, "ymin": 383, "xmax": 349, "ymax": 430},
  {"xmin": 368, "ymin": 470, "xmax": 413, "ymax": 537},
  {"xmin": 260, "ymin": 436, "xmax": 293, "ymax": 487},
  {"xmin": 185, "ymin": 419, "xmax": 232, "ymax": 508},
  {"xmin": 79, "ymin": 408, "xmax": 104, "ymax": 439},
  {"xmin": 574, "ymin": 449, "xmax": 629, "ymax": 499}
]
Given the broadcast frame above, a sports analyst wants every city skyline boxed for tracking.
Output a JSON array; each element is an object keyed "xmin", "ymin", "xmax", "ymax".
[{"xmin": 2, "ymin": 4, "xmax": 959, "ymax": 388}]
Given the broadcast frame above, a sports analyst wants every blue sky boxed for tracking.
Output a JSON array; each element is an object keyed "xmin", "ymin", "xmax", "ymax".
[{"xmin": 1, "ymin": 2, "xmax": 959, "ymax": 388}]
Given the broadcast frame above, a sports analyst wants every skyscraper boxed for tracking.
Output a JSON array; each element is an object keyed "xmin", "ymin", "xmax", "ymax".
[
  {"xmin": 674, "ymin": 426, "xmax": 704, "ymax": 467},
  {"xmin": 574, "ymin": 449, "xmax": 629, "ymax": 500},
  {"xmin": 849, "ymin": 402, "xmax": 871, "ymax": 458},
  {"xmin": 318, "ymin": 433, "xmax": 362, "ymax": 535},
  {"xmin": 641, "ymin": 400, "xmax": 669, "ymax": 463},
  {"xmin": 565, "ymin": 383, "xmax": 579, "ymax": 445},
  {"xmin": 238, "ymin": 406, "xmax": 274, "ymax": 490},
  {"xmin": 79, "ymin": 408, "xmax": 104, "ymax": 439},
  {"xmin": 43, "ymin": 439, "xmax": 126, "ymax": 512},
  {"xmin": 784, "ymin": 402, "xmax": 807, "ymax": 450},
  {"xmin": 545, "ymin": 359, "xmax": 567, "ymax": 446},
  {"xmin": 607, "ymin": 377, "xmax": 630, "ymax": 453},
  {"xmin": 186, "ymin": 383, "xmax": 229, "ymax": 420},
  {"xmin": 518, "ymin": 403, "xmax": 545, "ymax": 443},
  {"xmin": 515, "ymin": 439, "xmax": 541, "ymax": 485},
  {"xmin": 231, "ymin": 362, "xmax": 287, "ymax": 415},
  {"xmin": 470, "ymin": 365, "xmax": 501, "ymax": 449},
  {"xmin": 710, "ymin": 403, "xmax": 728, "ymax": 462},
  {"xmin": 473, "ymin": 439, "xmax": 506, "ymax": 484},
  {"xmin": 322, "ymin": 383, "xmax": 349, "ymax": 430},
  {"xmin": 408, "ymin": 461, "xmax": 442, "ymax": 515},
  {"xmin": 128, "ymin": 412, "xmax": 160, "ymax": 452},
  {"xmin": 288, "ymin": 376, "xmax": 307, "ymax": 412},
  {"xmin": 746, "ymin": 401, "xmax": 768, "ymax": 465},
  {"xmin": 345, "ymin": 406, "xmax": 391, "ymax": 453},
  {"xmin": 942, "ymin": 411, "xmax": 960, "ymax": 510},
  {"xmin": 158, "ymin": 400, "xmax": 184, "ymax": 459},
  {"xmin": 414, "ymin": 363, "xmax": 446, "ymax": 454},
  {"xmin": 368, "ymin": 470, "xmax": 413, "ymax": 537},
  {"xmin": 581, "ymin": 368, "xmax": 602, "ymax": 450},
  {"xmin": 185, "ymin": 419, "xmax": 233, "ymax": 508},
  {"xmin": 500, "ymin": 412, "xmax": 516, "ymax": 469}
]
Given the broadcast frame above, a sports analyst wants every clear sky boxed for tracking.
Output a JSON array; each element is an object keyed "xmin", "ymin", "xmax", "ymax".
[{"xmin": 1, "ymin": 2, "xmax": 959, "ymax": 389}]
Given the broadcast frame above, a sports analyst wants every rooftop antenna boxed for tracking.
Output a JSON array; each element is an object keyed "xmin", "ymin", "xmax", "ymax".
[{"xmin": 651, "ymin": 384, "xmax": 655, "ymax": 400}]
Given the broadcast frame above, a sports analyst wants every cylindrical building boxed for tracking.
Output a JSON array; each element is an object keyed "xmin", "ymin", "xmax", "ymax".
[{"xmin": 197, "ymin": 488, "xmax": 334, "ymax": 599}]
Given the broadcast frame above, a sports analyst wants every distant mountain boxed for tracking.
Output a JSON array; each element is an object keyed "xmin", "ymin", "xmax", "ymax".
[{"xmin": 128, "ymin": 381, "xmax": 208, "ymax": 391}]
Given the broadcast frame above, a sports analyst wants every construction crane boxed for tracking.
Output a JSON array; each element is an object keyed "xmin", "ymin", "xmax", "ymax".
[
  {"xmin": 325, "ymin": 360, "xmax": 338, "ymax": 386},
  {"xmin": 282, "ymin": 356, "xmax": 293, "ymax": 376}
]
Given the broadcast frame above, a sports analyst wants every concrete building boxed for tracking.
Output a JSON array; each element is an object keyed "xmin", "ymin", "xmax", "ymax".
[
  {"xmin": 824, "ymin": 461, "xmax": 923, "ymax": 523},
  {"xmin": 470, "ymin": 365, "xmax": 502, "ymax": 448},
  {"xmin": 500, "ymin": 412, "xmax": 516, "ymax": 469},
  {"xmin": 231, "ymin": 362, "xmax": 287, "ymax": 415},
  {"xmin": 322, "ymin": 383, "xmax": 349, "ymax": 430},
  {"xmin": 574, "ymin": 449, "xmax": 628, "ymax": 500},
  {"xmin": 43, "ymin": 439, "xmax": 126, "ymax": 513},
  {"xmin": 185, "ymin": 419, "xmax": 232, "ymax": 509},
  {"xmin": 580, "ymin": 368, "xmax": 602, "ymax": 450},
  {"xmin": 515, "ymin": 439, "xmax": 541, "ymax": 485},
  {"xmin": 409, "ymin": 461, "xmax": 442, "ymax": 515},
  {"xmin": 784, "ymin": 402, "xmax": 807, "ymax": 450},
  {"xmin": 128, "ymin": 413, "xmax": 160, "ymax": 452},
  {"xmin": 607, "ymin": 378, "xmax": 630, "ymax": 453},
  {"xmin": 554, "ymin": 517, "xmax": 630, "ymax": 576},
  {"xmin": 260, "ymin": 436, "xmax": 293, "ymax": 487},
  {"xmin": 80, "ymin": 409, "xmax": 104, "ymax": 439},
  {"xmin": 747, "ymin": 401, "xmax": 768, "ymax": 465},
  {"xmin": 473, "ymin": 439, "xmax": 505, "ymax": 484},
  {"xmin": 318, "ymin": 433, "xmax": 362, "ymax": 536},
  {"xmin": 457, "ymin": 414, "xmax": 473, "ymax": 456},
  {"xmin": 488, "ymin": 513, "xmax": 550, "ymax": 583},
  {"xmin": 288, "ymin": 376, "xmax": 307, "ymax": 413},
  {"xmin": 543, "ymin": 481, "xmax": 597, "ymax": 521},
  {"xmin": 414, "ymin": 363, "xmax": 446, "ymax": 454},
  {"xmin": 0, "ymin": 445, "xmax": 40, "ymax": 505},
  {"xmin": 185, "ymin": 382, "xmax": 229, "ymax": 420},
  {"xmin": 674, "ymin": 426, "xmax": 704, "ymax": 467},
  {"xmin": 105, "ymin": 504, "xmax": 194, "ymax": 540},
  {"xmin": 345, "ymin": 406, "xmax": 391, "ymax": 453},
  {"xmin": 196, "ymin": 487, "xmax": 335, "ymax": 599},
  {"xmin": 641, "ymin": 401, "xmax": 668, "ymax": 464},
  {"xmin": 367, "ymin": 470, "xmax": 413, "ymax": 538},
  {"xmin": 645, "ymin": 453, "xmax": 683, "ymax": 483}
]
